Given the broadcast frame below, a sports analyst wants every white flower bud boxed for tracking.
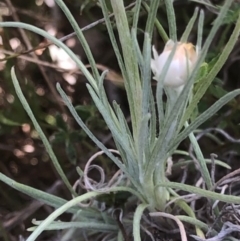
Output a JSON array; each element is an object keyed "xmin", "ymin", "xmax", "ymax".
[{"xmin": 151, "ymin": 40, "xmax": 197, "ymax": 89}]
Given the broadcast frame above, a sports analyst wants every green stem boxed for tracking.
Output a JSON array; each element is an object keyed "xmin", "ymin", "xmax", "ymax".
[
  {"xmin": 164, "ymin": 0, "xmax": 177, "ymax": 41},
  {"xmin": 183, "ymin": 6, "xmax": 240, "ymax": 123},
  {"xmin": 133, "ymin": 204, "xmax": 149, "ymax": 241},
  {"xmin": 55, "ymin": 0, "xmax": 100, "ymax": 82},
  {"xmin": 157, "ymin": 182, "xmax": 240, "ymax": 204},
  {"xmin": 110, "ymin": 0, "xmax": 142, "ymax": 142},
  {"xmin": 154, "ymin": 166, "xmax": 168, "ymax": 210},
  {"xmin": 27, "ymin": 186, "xmax": 144, "ymax": 241},
  {"xmin": 11, "ymin": 67, "xmax": 77, "ymax": 196},
  {"xmin": 184, "ymin": 122, "xmax": 212, "ymax": 190}
]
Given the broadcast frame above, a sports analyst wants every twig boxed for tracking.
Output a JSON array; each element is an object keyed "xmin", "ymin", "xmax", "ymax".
[
  {"xmin": 1, "ymin": 49, "xmax": 81, "ymax": 73},
  {"xmin": 210, "ymin": 153, "xmax": 217, "ymax": 185},
  {"xmin": 0, "ymin": 2, "xmax": 136, "ymax": 61},
  {"xmin": 150, "ymin": 212, "xmax": 188, "ymax": 241},
  {"xmin": 211, "ymin": 168, "xmax": 240, "ymax": 191}
]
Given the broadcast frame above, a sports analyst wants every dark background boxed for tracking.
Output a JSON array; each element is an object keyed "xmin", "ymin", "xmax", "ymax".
[{"xmin": 0, "ymin": 0, "xmax": 240, "ymax": 240}]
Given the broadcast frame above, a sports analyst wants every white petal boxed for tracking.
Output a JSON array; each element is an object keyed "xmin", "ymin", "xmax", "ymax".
[
  {"xmin": 151, "ymin": 59, "xmax": 158, "ymax": 77},
  {"xmin": 152, "ymin": 45, "xmax": 159, "ymax": 61}
]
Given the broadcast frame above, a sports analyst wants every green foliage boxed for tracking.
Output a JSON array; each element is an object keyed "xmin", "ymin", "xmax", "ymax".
[
  {"xmin": 222, "ymin": 3, "xmax": 240, "ymax": 25},
  {"xmin": 1, "ymin": 0, "xmax": 240, "ymax": 240}
]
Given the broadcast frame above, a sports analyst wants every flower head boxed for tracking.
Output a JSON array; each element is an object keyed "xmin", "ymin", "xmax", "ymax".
[{"xmin": 151, "ymin": 40, "xmax": 197, "ymax": 89}]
